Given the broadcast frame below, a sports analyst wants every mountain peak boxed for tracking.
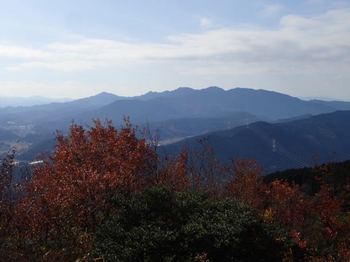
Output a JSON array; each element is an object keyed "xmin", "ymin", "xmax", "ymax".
[
  {"xmin": 72, "ymin": 91, "xmax": 122, "ymax": 107},
  {"xmin": 94, "ymin": 91, "xmax": 118, "ymax": 98},
  {"xmin": 202, "ymin": 86, "xmax": 225, "ymax": 93},
  {"xmin": 205, "ymin": 86, "xmax": 224, "ymax": 91},
  {"xmin": 175, "ymin": 86, "xmax": 194, "ymax": 91}
]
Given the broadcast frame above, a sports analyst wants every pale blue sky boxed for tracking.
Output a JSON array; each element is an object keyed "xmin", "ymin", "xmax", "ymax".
[{"xmin": 0, "ymin": 0, "xmax": 350, "ymax": 99}]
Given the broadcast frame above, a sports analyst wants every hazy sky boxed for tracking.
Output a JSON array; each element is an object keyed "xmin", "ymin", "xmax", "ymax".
[{"xmin": 0, "ymin": 0, "xmax": 350, "ymax": 99}]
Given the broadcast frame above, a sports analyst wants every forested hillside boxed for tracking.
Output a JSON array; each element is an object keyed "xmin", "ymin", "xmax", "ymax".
[{"xmin": 164, "ymin": 111, "xmax": 350, "ymax": 172}]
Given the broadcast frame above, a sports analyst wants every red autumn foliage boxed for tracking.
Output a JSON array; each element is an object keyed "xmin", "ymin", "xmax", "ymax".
[
  {"xmin": 15, "ymin": 120, "xmax": 156, "ymax": 258},
  {"xmin": 265, "ymin": 180, "xmax": 308, "ymax": 228},
  {"xmin": 227, "ymin": 159, "xmax": 350, "ymax": 260},
  {"xmin": 0, "ymin": 120, "xmax": 349, "ymax": 260},
  {"xmin": 226, "ymin": 159, "xmax": 266, "ymax": 209},
  {"xmin": 155, "ymin": 150, "xmax": 190, "ymax": 191}
]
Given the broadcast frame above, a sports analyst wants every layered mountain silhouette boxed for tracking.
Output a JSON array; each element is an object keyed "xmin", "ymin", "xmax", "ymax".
[
  {"xmin": 70, "ymin": 87, "xmax": 340, "ymax": 124},
  {"xmin": 2, "ymin": 87, "xmax": 349, "ymax": 127},
  {"xmin": 1, "ymin": 87, "xmax": 350, "ymax": 169},
  {"xmin": 163, "ymin": 111, "xmax": 350, "ymax": 173},
  {"xmin": 0, "ymin": 96, "xmax": 71, "ymax": 107},
  {"xmin": 0, "ymin": 92, "xmax": 122, "ymax": 125}
]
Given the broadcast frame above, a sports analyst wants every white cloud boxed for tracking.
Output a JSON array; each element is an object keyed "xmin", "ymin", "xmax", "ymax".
[
  {"xmin": 0, "ymin": 44, "xmax": 48, "ymax": 59},
  {"xmin": 0, "ymin": 8, "xmax": 350, "ymax": 95}
]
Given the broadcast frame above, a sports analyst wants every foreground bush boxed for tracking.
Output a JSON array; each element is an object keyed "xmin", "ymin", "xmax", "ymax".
[
  {"xmin": 93, "ymin": 187, "xmax": 297, "ymax": 261},
  {"xmin": 0, "ymin": 120, "xmax": 349, "ymax": 260}
]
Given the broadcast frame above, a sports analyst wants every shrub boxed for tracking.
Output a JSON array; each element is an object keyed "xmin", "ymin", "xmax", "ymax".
[{"xmin": 93, "ymin": 187, "xmax": 296, "ymax": 261}]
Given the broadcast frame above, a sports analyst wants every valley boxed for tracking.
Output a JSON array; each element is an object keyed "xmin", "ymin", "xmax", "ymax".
[{"xmin": 1, "ymin": 86, "xmax": 350, "ymax": 173}]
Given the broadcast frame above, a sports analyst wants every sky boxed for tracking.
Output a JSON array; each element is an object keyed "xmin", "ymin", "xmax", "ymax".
[{"xmin": 0, "ymin": 0, "xmax": 350, "ymax": 99}]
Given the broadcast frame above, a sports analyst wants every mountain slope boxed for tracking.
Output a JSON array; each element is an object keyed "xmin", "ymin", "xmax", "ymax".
[
  {"xmin": 0, "ymin": 128, "xmax": 19, "ymax": 141},
  {"xmin": 149, "ymin": 112, "xmax": 261, "ymax": 143},
  {"xmin": 17, "ymin": 112, "xmax": 261, "ymax": 161},
  {"xmin": 0, "ymin": 87, "xmax": 343, "ymax": 128},
  {"xmin": 0, "ymin": 92, "xmax": 122, "ymax": 125},
  {"xmin": 73, "ymin": 87, "xmax": 335, "ymax": 124},
  {"xmin": 0, "ymin": 96, "xmax": 71, "ymax": 107},
  {"xmin": 3, "ymin": 87, "xmax": 350, "ymax": 162},
  {"xmin": 163, "ymin": 111, "xmax": 350, "ymax": 173},
  {"xmin": 310, "ymin": 99, "xmax": 350, "ymax": 111},
  {"xmin": 134, "ymin": 87, "xmax": 197, "ymax": 100}
]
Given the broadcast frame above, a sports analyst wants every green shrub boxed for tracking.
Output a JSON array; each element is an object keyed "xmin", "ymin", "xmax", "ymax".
[{"xmin": 93, "ymin": 187, "xmax": 297, "ymax": 261}]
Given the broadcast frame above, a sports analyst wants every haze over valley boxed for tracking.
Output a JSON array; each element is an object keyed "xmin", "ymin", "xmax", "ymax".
[{"xmin": 1, "ymin": 86, "xmax": 350, "ymax": 173}]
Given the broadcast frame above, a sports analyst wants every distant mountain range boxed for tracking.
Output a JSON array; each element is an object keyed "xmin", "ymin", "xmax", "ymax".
[
  {"xmin": 64, "ymin": 87, "xmax": 349, "ymax": 124},
  {"xmin": 2, "ymin": 87, "xmax": 350, "ymax": 128},
  {"xmin": 163, "ymin": 110, "xmax": 350, "ymax": 173},
  {"xmin": 0, "ymin": 96, "xmax": 71, "ymax": 107},
  {"xmin": 1, "ymin": 86, "xmax": 350, "ymax": 169}
]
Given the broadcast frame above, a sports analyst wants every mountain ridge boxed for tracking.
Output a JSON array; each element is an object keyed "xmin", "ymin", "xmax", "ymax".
[
  {"xmin": 163, "ymin": 110, "xmax": 350, "ymax": 173},
  {"xmin": 2, "ymin": 87, "xmax": 350, "ymax": 165}
]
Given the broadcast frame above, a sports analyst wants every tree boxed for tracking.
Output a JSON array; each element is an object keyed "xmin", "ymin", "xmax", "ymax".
[
  {"xmin": 225, "ymin": 159, "xmax": 350, "ymax": 260},
  {"xmin": 226, "ymin": 159, "xmax": 265, "ymax": 209},
  {"xmin": 0, "ymin": 149, "xmax": 19, "ymax": 260},
  {"xmin": 93, "ymin": 187, "xmax": 297, "ymax": 262},
  {"xmin": 15, "ymin": 120, "xmax": 157, "ymax": 259}
]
